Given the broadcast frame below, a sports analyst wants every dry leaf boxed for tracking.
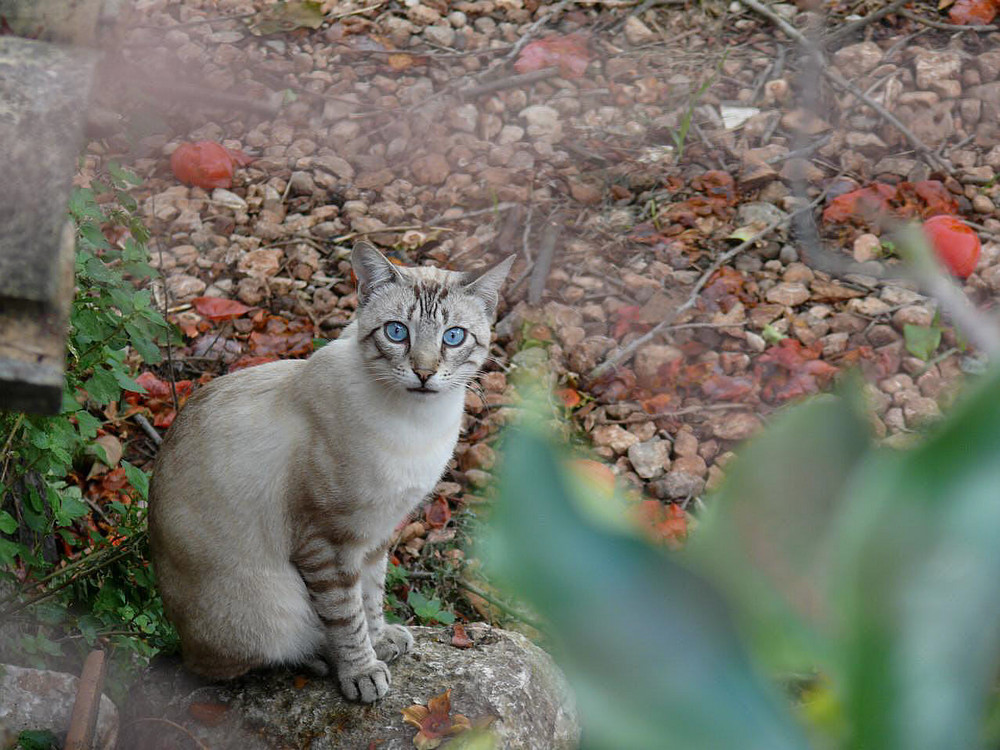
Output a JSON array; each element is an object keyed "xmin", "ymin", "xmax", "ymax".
[{"xmin": 401, "ymin": 689, "xmax": 472, "ymax": 749}]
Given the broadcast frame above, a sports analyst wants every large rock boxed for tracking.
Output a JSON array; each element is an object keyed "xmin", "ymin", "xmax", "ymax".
[
  {"xmin": 121, "ymin": 626, "xmax": 579, "ymax": 750},
  {"xmin": 0, "ymin": 663, "xmax": 119, "ymax": 749}
]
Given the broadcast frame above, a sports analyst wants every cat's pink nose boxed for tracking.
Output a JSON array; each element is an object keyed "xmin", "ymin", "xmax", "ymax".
[{"xmin": 412, "ymin": 368, "xmax": 434, "ymax": 384}]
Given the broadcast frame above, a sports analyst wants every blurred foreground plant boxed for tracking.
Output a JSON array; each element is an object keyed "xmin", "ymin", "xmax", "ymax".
[{"xmin": 487, "ymin": 367, "xmax": 1000, "ymax": 750}]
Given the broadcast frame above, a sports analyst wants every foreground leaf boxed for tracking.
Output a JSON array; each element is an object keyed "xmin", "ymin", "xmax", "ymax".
[
  {"xmin": 487, "ymin": 419, "xmax": 811, "ymax": 750},
  {"xmin": 402, "ymin": 689, "xmax": 472, "ymax": 749}
]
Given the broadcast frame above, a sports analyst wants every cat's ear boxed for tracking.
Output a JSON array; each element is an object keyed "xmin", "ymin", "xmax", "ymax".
[
  {"xmin": 352, "ymin": 241, "xmax": 402, "ymax": 303},
  {"xmin": 462, "ymin": 254, "xmax": 515, "ymax": 316}
]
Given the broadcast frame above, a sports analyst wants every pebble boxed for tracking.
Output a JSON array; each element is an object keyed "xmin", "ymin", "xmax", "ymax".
[
  {"xmin": 410, "ymin": 153, "xmax": 450, "ymax": 185},
  {"xmin": 591, "ymin": 425, "xmax": 640, "ymax": 454},
  {"xmin": 463, "ymin": 443, "xmax": 496, "ymax": 471},
  {"xmin": 166, "ymin": 274, "xmax": 206, "ymax": 301},
  {"xmin": 634, "ymin": 344, "xmax": 683, "ymax": 386},
  {"xmin": 853, "ymin": 233, "xmax": 881, "ymax": 263},
  {"xmin": 903, "ymin": 396, "xmax": 942, "ymax": 428},
  {"xmin": 211, "ymin": 188, "xmax": 248, "ymax": 211},
  {"xmin": 765, "ymin": 281, "xmax": 810, "ymax": 307},
  {"xmin": 627, "ymin": 439, "xmax": 670, "ymax": 479},
  {"xmin": 651, "ymin": 472, "xmax": 705, "ymax": 500},
  {"xmin": 710, "ymin": 411, "xmax": 763, "ymax": 441},
  {"xmin": 624, "ymin": 15, "xmax": 658, "ymax": 45},
  {"xmin": 672, "ymin": 429, "xmax": 699, "ymax": 458}
]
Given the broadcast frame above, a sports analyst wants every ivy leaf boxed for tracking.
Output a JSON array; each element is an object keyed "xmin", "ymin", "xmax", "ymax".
[
  {"xmin": 904, "ymin": 324, "xmax": 942, "ymax": 361},
  {"xmin": 123, "ymin": 461, "xmax": 150, "ymax": 501},
  {"xmin": 0, "ymin": 510, "xmax": 17, "ymax": 534}
]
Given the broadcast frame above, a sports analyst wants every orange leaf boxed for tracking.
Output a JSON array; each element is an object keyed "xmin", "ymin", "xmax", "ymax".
[
  {"xmin": 821, "ymin": 183, "xmax": 895, "ymax": 224},
  {"xmin": 293, "ymin": 674, "xmax": 309, "ymax": 689},
  {"xmin": 192, "ymin": 296, "xmax": 252, "ymax": 321},
  {"xmin": 424, "ymin": 496, "xmax": 451, "ymax": 530},
  {"xmin": 949, "ymin": 0, "xmax": 999, "ymax": 24},
  {"xmin": 514, "ymin": 34, "xmax": 590, "ymax": 78},
  {"xmin": 171, "ymin": 141, "xmax": 238, "ymax": 189},
  {"xmin": 451, "ymin": 623, "xmax": 474, "ymax": 649},
  {"xmin": 556, "ymin": 387, "xmax": 581, "ymax": 408},
  {"xmin": 637, "ymin": 500, "xmax": 688, "ymax": 548},
  {"xmin": 402, "ymin": 689, "xmax": 472, "ymax": 750}
]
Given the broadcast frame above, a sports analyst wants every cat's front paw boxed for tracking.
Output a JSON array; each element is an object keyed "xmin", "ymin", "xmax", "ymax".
[
  {"xmin": 339, "ymin": 660, "xmax": 391, "ymax": 703},
  {"xmin": 373, "ymin": 624, "xmax": 413, "ymax": 663}
]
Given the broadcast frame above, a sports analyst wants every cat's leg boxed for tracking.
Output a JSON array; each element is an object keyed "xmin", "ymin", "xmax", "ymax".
[
  {"xmin": 294, "ymin": 536, "xmax": 390, "ymax": 703},
  {"xmin": 361, "ymin": 543, "xmax": 413, "ymax": 663}
]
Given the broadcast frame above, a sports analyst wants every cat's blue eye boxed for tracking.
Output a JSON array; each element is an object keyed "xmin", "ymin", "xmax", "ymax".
[
  {"xmin": 442, "ymin": 327, "xmax": 466, "ymax": 347},
  {"xmin": 384, "ymin": 321, "xmax": 409, "ymax": 342}
]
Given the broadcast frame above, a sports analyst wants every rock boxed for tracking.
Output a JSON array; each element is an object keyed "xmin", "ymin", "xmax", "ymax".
[
  {"xmin": 236, "ymin": 276, "xmax": 269, "ymax": 306},
  {"xmin": 238, "ymin": 248, "xmax": 283, "ymax": 277},
  {"xmin": 634, "ymin": 344, "xmax": 683, "ymax": 387},
  {"xmin": 736, "ymin": 201, "xmax": 787, "ymax": 227},
  {"xmin": 627, "ymin": 438, "xmax": 670, "ymax": 479},
  {"xmin": 624, "ymin": 15, "xmax": 658, "ymax": 45},
  {"xmin": 853, "ymin": 233, "xmax": 881, "ymax": 263},
  {"xmin": 424, "ymin": 23, "xmax": 456, "ymax": 47},
  {"xmin": 0, "ymin": 663, "xmax": 119, "ymax": 750},
  {"xmin": 914, "ymin": 50, "xmax": 963, "ymax": 92},
  {"xmin": 122, "ymin": 628, "xmax": 578, "ymax": 750},
  {"xmin": 519, "ymin": 105, "xmax": 561, "ymax": 140},
  {"xmin": 166, "ymin": 273, "xmax": 206, "ymax": 301},
  {"xmin": 449, "ymin": 103, "xmax": 479, "ymax": 133},
  {"xmin": 314, "ymin": 154, "xmax": 355, "ymax": 181},
  {"xmin": 411, "ymin": 153, "xmax": 450, "ymax": 185},
  {"xmin": 973, "ymin": 194, "xmax": 995, "ymax": 214},
  {"xmin": 462, "ymin": 442, "xmax": 496, "ymax": 471},
  {"xmin": 591, "ymin": 424, "xmax": 640, "ymax": 454},
  {"xmin": 212, "ymin": 188, "xmax": 249, "ymax": 211},
  {"xmin": 892, "ymin": 305, "xmax": 933, "ymax": 330},
  {"xmin": 903, "ymin": 396, "xmax": 942, "ymax": 428},
  {"xmin": 650, "ymin": 471, "xmax": 705, "ymax": 500},
  {"xmin": 672, "ymin": 429, "xmax": 698, "ymax": 457},
  {"xmin": 710, "ymin": 411, "xmax": 763, "ymax": 441},
  {"xmin": 765, "ymin": 281, "xmax": 810, "ymax": 307},
  {"xmin": 498, "ymin": 125, "xmax": 524, "ymax": 145},
  {"xmin": 833, "ymin": 42, "xmax": 883, "ymax": 78}
]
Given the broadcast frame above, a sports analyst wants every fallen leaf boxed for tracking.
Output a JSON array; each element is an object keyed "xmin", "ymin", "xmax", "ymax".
[
  {"xmin": 249, "ymin": 0, "xmax": 325, "ymax": 35},
  {"xmin": 636, "ymin": 500, "xmax": 688, "ymax": 548},
  {"xmin": 192, "ymin": 296, "xmax": 253, "ymax": 321},
  {"xmin": 293, "ymin": 674, "xmax": 309, "ymax": 689},
  {"xmin": 754, "ymin": 339, "xmax": 838, "ymax": 404},
  {"xmin": 701, "ymin": 374, "xmax": 755, "ymax": 402},
  {"xmin": 91, "ymin": 434, "xmax": 123, "ymax": 468},
  {"xmin": 556, "ymin": 387, "xmax": 582, "ymax": 408},
  {"xmin": 903, "ymin": 324, "xmax": 943, "ymax": 361},
  {"xmin": 513, "ymin": 34, "xmax": 590, "ymax": 78},
  {"xmin": 170, "ymin": 141, "xmax": 253, "ymax": 190},
  {"xmin": 451, "ymin": 623, "xmax": 474, "ymax": 649},
  {"xmin": 401, "ymin": 689, "xmax": 473, "ymax": 749},
  {"xmin": 949, "ymin": 0, "xmax": 999, "ymax": 24},
  {"xmin": 821, "ymin": 183, "xmax": 895, "ymax": 224},
  {"xmin": 424, "ymin": 496, "xmax": 451, "ymax": 529}
]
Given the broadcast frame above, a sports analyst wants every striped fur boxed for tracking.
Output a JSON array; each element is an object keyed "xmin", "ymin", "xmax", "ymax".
[{"xmin": 149, "ymin": 244, "xmax": 513, "ymax": 703}]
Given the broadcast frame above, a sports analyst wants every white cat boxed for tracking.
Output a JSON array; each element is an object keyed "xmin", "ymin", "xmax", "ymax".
[{"xmin": 149, "ymin": 243, "xmax": 513, "ymax": 703}]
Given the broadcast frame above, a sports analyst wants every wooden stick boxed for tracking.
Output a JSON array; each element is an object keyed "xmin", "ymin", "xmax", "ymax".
[
  {"xmin": 826, "ymin": 0, "xmax": 908, "ymax": 43},
  {"xmin": 65, "ymin": 650, "xmax": 108, "ymax": 750},
  {"xmin": 528, "ymin": 211, "xmax": 564, "ymax": 306},
  {"xmin": 460, "ymin": 67, "xmax": 560, "ymax": 98}
]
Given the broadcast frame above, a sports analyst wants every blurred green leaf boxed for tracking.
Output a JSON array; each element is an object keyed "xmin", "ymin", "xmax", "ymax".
[
  {"xmin": 691, "ymin": 393, "xmax": 870, "ymax": 675},
  {"xmin": 837, "ymin": 367, "xmax": 1000, "ymax": 750},
  {"xmin": 488, "ymin": 421, "xmax": 810, "ymax": 750},
  {"xmin": 904, "ymin": 324, "xmax": 942, "ymax": 362}
]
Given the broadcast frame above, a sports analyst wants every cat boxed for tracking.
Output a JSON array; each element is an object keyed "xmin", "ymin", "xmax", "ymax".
[{"xmin": 148, "ymin": 242, "xmax": 513, "ymax": 703}]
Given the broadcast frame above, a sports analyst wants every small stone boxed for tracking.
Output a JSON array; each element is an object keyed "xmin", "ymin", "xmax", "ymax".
[
  {"xmin": 449, "ymin": 103, "xmax": 479, "ymax": 133},
  {"xmin": 847, "ymin": 296, "xmax": 892, "ymax": 316},
  {"xmin": 672, "ymin": 454, "xmax": 707, "ymax": 478},
  {"xmin": 634, "ymin": 344, "xmax": 683, "ymax": 387},
  {"xmin": 519, "ymin": 105, "xmax": 562, "ymax": 139},
  {"xmin": 973, "ymin": 194, "xmax": 995, "ymax": 214},
  {"xmin": 903, "ymin": 396, "xmax": 942, "ymax": 428},
  {"xmin": 853, "ymin": 233, "xmax": 881, "ymax": 263},
  {"xmin": 914, "ymin": 50, "xmax": 963, "ymax": 91},
  {"xmin": 624, "ymin": 15, "xmax": 658, "ymax": 45},
  {"xmin": 651, "ymin": 471, "xmax": 705, "ymax": 500},
  {"xmin": 407, "ymin": 4, "xmax": 441, "ymax": 24},
  {"xmin": 672, "ymin": 429, "xmax": 699, "ymax": 458},
  {"xmin": 211, "ymin": 188, "xmax": 248, "ymax": 211},
  {"xmin": 867, "ymin": 324, "xmax": 899, "ymax": 347},
  {"xmin": 410, "ymin": 153, "xmax": 450, "ymax": 185},
  {"xmin": 591, "ymin": 425, "xmax": 640, "ymax": 454},
  {"xmin": 833, "ymin": 41, "xmax": 883, "ymax": 77},
  {"xmin": 627, "ymin": 439, "xmax": 671, "ymax": 479},
  {"xmin": 236, "ymin": 276, "xmax": 268, "ymax": 305},
  {"xmin": 981, "ymin": 264, "xmax": 1000, "ymax": 292},
  {"xmin": 568, "ymin": 179, "xmax": 602, "ymax": 205},
  {"xmin": 166, "ymin": 274, "xmax": 205, "ymax": 301},
  {"xmin": 465, "ymin": 469, "xmax": 491, "ymax": 488},
  {"xmin": 463, "ymin": 443, "xmax": 496, "ymax": 471},
  {"xmin": 424, "ymin": 23, "xmax": 456, "ymax": 47},
  {"xmin": 498, "ymin": 125, "xmax": 524, "ymax": 145},
  {"xmin": 238, "ymin": 248, "xmax": 283, "ymax": 277},
  {"xmin": 765, "ymin": 281, "xmax": 810, "ymax": 307},
  {"xmin": 778, "ymin": 245, "xmax": 799, "ymax": 264},
  {"xmin": 892, "ymin": 305, "xmax": 933, "ymax": 330},
  {"xmin": 710, "ymin": 411, "xmax": 763, "ymax": 441}
]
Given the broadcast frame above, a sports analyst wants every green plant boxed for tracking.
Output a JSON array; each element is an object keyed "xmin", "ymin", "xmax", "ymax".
[
  {"xmin": 488, "ymin": 370, "xmax": 1000, "ymax": 749},
  {"xmin": 0, "ymin": 163, "xmax": 176, "ymax": 682},
  {"xmin": 670, "ymin": 52, "xmax": 727, "ymax": 161},
  {"xmin": 408, "ymin": 588, "xmax": 456, "ymax": 625}
]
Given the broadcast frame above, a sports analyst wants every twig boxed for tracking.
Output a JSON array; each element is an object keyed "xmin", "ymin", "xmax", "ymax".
[
  {"xmin": 460, "ymin": 67, "xmax": 560, "ymax": 98},
  {"xmin": 426, "ymin": 202, "xmax": 519, "ymax": 226},
  {"xmin": 826, "ymin": 0, "xmax": 909, "ymax": 43},
  {"xmin": 134, "ymin": 11, "xmax": 255, "ymax": 30},
  {"xmin": 156, "ymin": 241, "xmax": 180, "ymax": 414},
  {"xmin": 132, "ymin": 413, "xmax": 163, "ymax": 447},
  {"xmin": 124, "ymin": 718, "xmax": 209, "ymax": 750},
  {"xmin": 65, "ymin": 650, "xmax": 107, "ymax": 750},
  {"xmin": 898, "ymin": 8, "xmax": 998, "ymax": 32},
  {"xmin": 740, "ymin": 0, "xmax": 953, "ymax": 175},
  {"xmin": 528, "ymin": 212, "xmax": 564, "ymax": 306},
  {"xmin": 0, "ymin": 413, "xmax": 24, "ymax": 489},
  {"xmin": 587, "ymin": 194, "xmax": 825, "ymax": 382},
  {"xmin": 596, "ymin": 403, "xmax": 748, "ymax": 424},
  {"xmin": 328, "ymin": 1, "xmax": 386, "ymax": 20},
  {"xmin": 455, "ymin": 579, "xmax": 545, "ymax": 631},
  {"xmin": 333, "ymin": 225, "xmax": 453, "ymax": 243}
]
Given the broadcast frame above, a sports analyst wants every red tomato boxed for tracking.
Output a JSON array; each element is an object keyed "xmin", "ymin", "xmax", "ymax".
[
  {"xmin": 170, "ymin": 141, "xmax": 244, "ymax": 189},
  {"xmin": 922, "ymin": 215, "xmax": 981, "ymax": 279}
]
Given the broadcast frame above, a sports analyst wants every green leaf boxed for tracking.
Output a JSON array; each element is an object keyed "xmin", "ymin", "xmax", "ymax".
[
  {"xmin": 407, "ymin": 590, "xmax": 455, "ymax": 624},
  {"xmin": 691, "ymin": 392, "xmax": 870, "ymax": 674},
  {"xmin": 487, "ymin": 417, "xmax": 810, "ymax": 750},
  {"xmin": 111, "ymin": 366, "xmax": 146, "ymax": 394},
  {"xmin": 75, "ymin": 410, "xmax": 102, "ymax": 440},
  {"xmin": 249, "ymin": 0, "xmax": 325, "ymax": 35},
  {"xmin": 0, "ymin": 538, "xmax": 23, "ymax": 566},
  {"xmin": 0, "ymin": 510, "xmax": 17, "ymax": 534},
  {"xmin": 83, "ymin": 366, "xmax": 121, "ymax": 403},
  {"xmin": 122, "ymin": 461, "xmax": 150, "ymax": 501},
  {"xmin": 125, "ymin": 320, "xmax": 162, "ymax": 364},
  {"xmin": 903, "ymin": 324, "xmax": 942, "ymax": 361},
  {"xmin": 16, "ymin": 729, "xmax": 60, "ymax": 750},
  {"xmin": 836, "ymin": 366, "xmax": 1000, "ymax": 750}
]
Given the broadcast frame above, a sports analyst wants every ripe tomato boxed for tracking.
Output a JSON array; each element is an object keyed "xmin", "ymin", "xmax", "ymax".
[{"xmin": 922, "ymin": 215, "xmax": 981, "ymax": 279}]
